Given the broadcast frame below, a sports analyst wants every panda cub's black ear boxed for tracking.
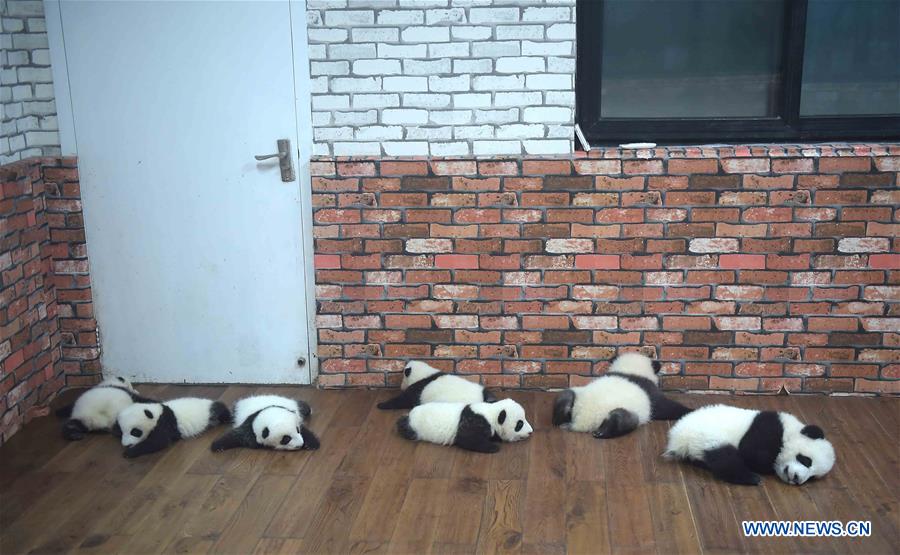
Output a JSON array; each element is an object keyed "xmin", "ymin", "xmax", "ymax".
[
  {"xmin": 801, "ymin": 425, "xmax": 825, "ymax": 439},
  {"xmin": 498, "ymin": 410, "xmax": 506, "ymax": 425},
  {"xmin": 144, "ymin": 409, "xmax": 153, "ymax": 419}
]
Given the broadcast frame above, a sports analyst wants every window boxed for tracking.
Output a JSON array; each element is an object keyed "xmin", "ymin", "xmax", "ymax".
[{"xmin": 577, "ymin": 0, "xmax": 900, "ymax": 144}]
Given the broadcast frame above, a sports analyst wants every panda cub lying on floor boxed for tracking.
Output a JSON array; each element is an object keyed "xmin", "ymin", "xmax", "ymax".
[
  {"xmin": 211, "ymin": 394, "xmax": 319, "ymax": 451},
  {"xmin": 378, "ymin": 360, "xmax": 496, "ymax": 410},
  {"xmin": 56, "ymin": 376, "xmax": 155, "ymax": 440},
  {"xmin": 664, "ymin": 404, "xmax": 836, "ymax": 486},
  {"xmin": 397, "ymin": 398, "xmax": 532, "ymax": 453},
  {"xmin": 116, "ymin": 397, "xmax": 230, "ymax": 458},
  {"xmin": 553, "ymin": 352, "xmax": 692, "ymax": 438}
]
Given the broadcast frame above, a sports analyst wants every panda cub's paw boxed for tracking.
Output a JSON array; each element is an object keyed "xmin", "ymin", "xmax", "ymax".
[{"xmin": 297, "ymin": 400, "xmax": 312, "ymax": 418}]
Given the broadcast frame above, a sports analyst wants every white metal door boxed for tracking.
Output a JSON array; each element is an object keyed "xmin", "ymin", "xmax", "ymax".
[{"xmin": 57, "ymin": 1, "xmax": 313, "ymax": 383}]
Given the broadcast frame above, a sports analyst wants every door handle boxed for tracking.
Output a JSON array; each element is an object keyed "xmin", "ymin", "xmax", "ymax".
[{"xmin": 255, "ymin": 138, "xmax": 295, "ymax": 182}]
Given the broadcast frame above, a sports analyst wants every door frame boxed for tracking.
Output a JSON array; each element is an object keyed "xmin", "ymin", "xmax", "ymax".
[{"xmin": 44, "ymin": 0, "xmax": 320, "ymax": 383}]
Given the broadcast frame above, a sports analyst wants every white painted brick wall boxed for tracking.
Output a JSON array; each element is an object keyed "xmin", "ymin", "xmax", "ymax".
[
  {"xmin": 1, "ymin": 0, "xmax": 61, "ymax": 164},
  {"xmin": 307, "ymin": 0, "xmax": 576, "ymax": 157}
]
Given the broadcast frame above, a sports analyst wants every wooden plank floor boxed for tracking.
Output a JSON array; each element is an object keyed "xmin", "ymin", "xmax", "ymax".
[{"xmin": 1, "ymin": 387, "xmax": 897, "ymax": 554}]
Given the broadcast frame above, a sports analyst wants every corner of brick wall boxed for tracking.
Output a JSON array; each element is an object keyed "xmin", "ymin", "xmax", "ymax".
[
  {"xmin": 310, "ymin": 144, "xmax": 899, "ymax": 395},
  {"xmin": 0, "ymin": 157, "xmax": 98, "ymax": 444}
]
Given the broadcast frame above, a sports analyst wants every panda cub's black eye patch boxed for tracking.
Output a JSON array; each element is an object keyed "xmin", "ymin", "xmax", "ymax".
[
  {"xmin": 130, "ymin": 428, "xmax": 143, "ymax": 438},
  {"xmin": 144, "ymin": 409, "xmax": 153, "ymax": 419},
  {"xmin": 404, "ymin": 367, "xmax": 411, "ymax": 377},
  {"xmin": 117, "ymin": 377, "xmax": 125, "ymax": 382},
  {"xmin": 262, "ymin": 427, "xmax": 269, "ymax": 439},
  {"xmin": 796, "ymin": 454, "xmax": 812, "ymax": 468},
  {"xmin": 280, "ymin": 435, "xmax": 292, "ymax": 446},
  {"xmin": 515, "ymin": 420, "xmax": 524, "ymax": 432}
]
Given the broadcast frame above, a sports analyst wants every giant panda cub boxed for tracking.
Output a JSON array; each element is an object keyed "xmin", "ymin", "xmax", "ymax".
[
  {"xmin": 397, "ymin": 398, "xmax": 532, "ymax": 453},
  {"xmin": 664, "ymin": 404, "xmax": 836, "ymax": 486},
  {"xmin": 553, "ymin": 352, "xmax": 692, "ymax": 439},
  {"xmin": 55, "ymin": 376, "xmax": 155, "ymax": 440},
  {"xmin": 377, "ymin": 360, "xmax": 496, "ymax": 410},
  {"xmin": 210, "ymin": 394, "xmax": 320, "ymax": 452},
  {"xmin": 115, "ymin": 397, "xmax": 230, "ymax": 458}
]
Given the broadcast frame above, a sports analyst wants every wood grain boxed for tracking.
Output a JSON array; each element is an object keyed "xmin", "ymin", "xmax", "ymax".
[{"xmin": 0, "ymin": 387, "xmax": 896, "ymax": 555}]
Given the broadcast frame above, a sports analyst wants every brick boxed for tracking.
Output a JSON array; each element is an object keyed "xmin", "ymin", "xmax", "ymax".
[
  {"xmin": 772, "ymin": 159, "xmax": 813, "ymax": 173},
  {"xmin": 546, "ymin": 238, "xmax": 593, "ymax": 254},
  {"xmin": 595, "ymin": 176, "xmax": 645, "ymax": 191},
  {"xmin": 522, "ymin": 160, "xmax": 570, "ymax": 175},
  {"xmin": 574, "ymin": 255, "xmax": 620, "ymax": 269},
  {"xmin": 406, "ymin": 239, "xmax": 452, "ymax": 253},
  {"xmin": 718, "ymin": 254, "xmax": 765, "ymax": 269},
  {"xmin": 666, "ymin": 191, "xmax": 716, "ymax": 205},
  {"xmin": 314, "ymin": 254, "xmax": 341, "ymax": 269},
  {"xmin": 381, "ymin": 161, "xmax": 428, "ymax": 176},
  {"xmin": 786, "ymin": 171, "xmax": 833, "ymax": 194},
  {"xmin": 643, "ymin": 177, "xmax": 686, "ymax": 192},
  {"xmin": 689, "ymin": 175, "xmax": 740, "ymax": 189},
  {"xmin": 435, "ymin": 254, "xmax": 478, "ymax": 269},
  {"xmin": 838, "ymin": 238, "xmax": 889, "ymax": 253},
  {"xmin": 574, "ymin": 160, "xmax": 621, "ymax": 175},
  {"xmin": 571, "ymin": 316, "xmax": 617, "ymax": 330},
  {"xmin": 870, "ymin": 254, "xmax": 900, "ymax": 269},
  {"xmin": 720, "ymin": 158, "xmax": 769, "ymax": 173},
  {"xmin": 623, "ymin": 160, "xmax": 663, "ymax": 175},
  {"xmin": 818, "ymin": 157, "xmax": 871, "ymax": 172},
  {"xmin": 620, "ymin": 317, "xmax": 658, "ymax": 330},
  {"xmin": 691, "ymin": 207, "xmax": 738, "ymax": 222},
  {"xmin": 689, "ymin": 238, "xmax": 738, "ymax": 253},
  {"xmin": 668, "ymin": 159, "xmax": 718, "ymax": 174}
]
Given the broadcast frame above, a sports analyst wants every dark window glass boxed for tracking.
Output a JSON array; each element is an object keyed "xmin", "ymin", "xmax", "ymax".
[
  {"xmin": 597, "ymin": 0, "xmax": 786, "ymax": 118},
  {"xmin": 800, "ymin": 0, "xmax": 900, "ymax": 116},
  {"xmin": 577, "ymin": 0, "xmax": 900, "ymax": 143}
]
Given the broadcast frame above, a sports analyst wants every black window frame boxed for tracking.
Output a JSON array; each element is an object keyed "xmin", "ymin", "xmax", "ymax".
[{"xmin": 576, "ymin": 0, "xmax": 900, "ymax": 145}]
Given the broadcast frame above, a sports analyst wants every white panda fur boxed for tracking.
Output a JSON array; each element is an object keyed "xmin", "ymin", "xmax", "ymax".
[
  {"xmin": 397, "ymin": 398, "xmax": 533, "ymax": 453},
  {"xmin": 56, "ymin": 376, "xmax": 154, "ymax": 440},
  {"xmin": 210, "ymin": 394, "xmax": 320, "ymax": 452},
  {"xmin": 116, "ymin": 397, "xmax": 230, "ymax": 458},
  {"xmin": 552, "ymin": 352, "xmax": 692, "ymax": 438},
  {"xmin": 377, "ymin": 360, "xmax": 495, "ymax": 410},
  {"xmin": 665, "ymin": 404, "xmax": 836, "ymax": 486}
]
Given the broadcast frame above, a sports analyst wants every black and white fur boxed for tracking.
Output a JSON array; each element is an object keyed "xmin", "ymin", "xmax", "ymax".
[
  {"xmin": 55, "ymin": 376, "xmax": 155, "ymax": 440},
  {"xmin": 377, "ymin": 360, "xmax": 496, "ymax": 410},
  {"xmin": 396, "ymin": 398, "xmax": 532, "ymax": 453},
  {"xmin": 552, "ymin": 352, "xmax": 692, "ymax": 439},
  {"xmin": 664, "ymin": 404, "xmax": 836, "ymax": 486},
  {"xmin": 115, "ymin": 397, "xmax": 230, "ymax": 458},
  {"xmin": 210, "ymin": 394, "xmax": 319, "ymax": 452}
]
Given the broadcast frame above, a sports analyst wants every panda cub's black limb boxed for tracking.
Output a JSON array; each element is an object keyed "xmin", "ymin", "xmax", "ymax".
[
  {"xmin": 398, "ymin": 398, "xmax": 533, "ymax": 453},
  {"xmin": 553, "ymin": 352, "xmax": 692, "ymax": 439},
  {"xmin": 396, "ymin": 416, "xmax": 417, "ymax": 441},
  {"xmin": 592, "ymin": 408, "xmax": 641, "ymax": 439},
  {"xmin": 209, "ymin": 401, "xmax": 232, "ymax": 426},
  {"xmin": 552, "ymin": 389, "xmax": 575, "ymax": 427},
  {"xmin": 665, "ymin": 404, "xmax": 836, "ymax": 486},
  {"xmin": 377, "ymin": 360, "xmax": 495, "ymax": 410},
  {"xmin": 211, "ymin": 395, "xmax": 319, "ymax": 452},
  {"xmin": 56, "ymin": 376, "xmax": 155, "ymax": 441},
  {"xmin": 117, "ymin": 397, "xmax": 230, "ymax": 458}
]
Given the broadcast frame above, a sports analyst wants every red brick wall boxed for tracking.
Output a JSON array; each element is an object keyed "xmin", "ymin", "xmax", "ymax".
[
  {"xmin": 0, "ymin": 157, "xmax": 99, "ymax": 444},
  {"xmin": 312, "ymin": 144, "xmax": 899, "ymax": 395}
]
